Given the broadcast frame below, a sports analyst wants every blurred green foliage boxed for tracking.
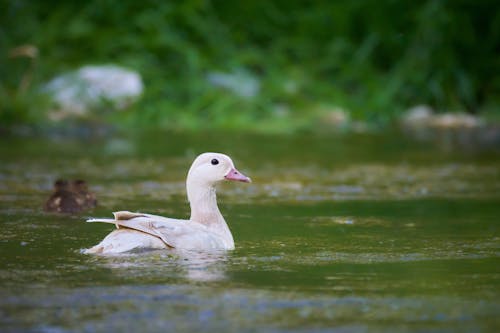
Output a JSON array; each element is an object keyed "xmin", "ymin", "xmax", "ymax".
[{"xmin": 1, "ymin": 0, "xmax": 499, "ymax": 132}]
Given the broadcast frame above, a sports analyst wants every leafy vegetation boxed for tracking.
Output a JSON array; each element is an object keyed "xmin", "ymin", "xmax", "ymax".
[{"xmin": 1, "ymin": 0, "xmax": 498, "ymax": 132}]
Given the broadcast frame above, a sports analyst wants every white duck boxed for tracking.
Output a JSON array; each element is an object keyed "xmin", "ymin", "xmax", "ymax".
[{"xmin": 84, "ymin": 152, "xmax": 251, "ymax": 254}]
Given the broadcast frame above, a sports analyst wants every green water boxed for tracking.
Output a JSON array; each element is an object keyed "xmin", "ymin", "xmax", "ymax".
[{"xmin": 1, "ymin": 131, "xmax": 499, "ymax": 332}]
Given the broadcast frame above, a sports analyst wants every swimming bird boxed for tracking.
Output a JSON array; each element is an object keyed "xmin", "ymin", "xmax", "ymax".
[
  {"xmin": 72, "ymin": 179, "xmax": 97, "ymax": 210},
  {"xmin": 84, "ymin": 152, "xmax": 251, "ymax": 254},
  {"xmin": 44, "ymin": 179, "xmax": 80, "ymax": 213},
  {"xmin": 45, "ymin": 179, "xmax": 97, "ymax": 213}
]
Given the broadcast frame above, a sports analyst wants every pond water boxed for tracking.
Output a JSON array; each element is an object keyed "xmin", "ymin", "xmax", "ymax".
[{"xmin": 1, "ymin": 130, "xmax": 499, "ymax": 332}]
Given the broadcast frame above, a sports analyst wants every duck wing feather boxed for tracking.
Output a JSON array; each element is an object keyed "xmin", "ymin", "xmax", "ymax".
[{"xmin": 87, "ymin": 211, "xmax": 213, "ymax": 249}]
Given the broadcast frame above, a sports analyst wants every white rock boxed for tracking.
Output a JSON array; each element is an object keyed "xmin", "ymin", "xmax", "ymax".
[
  {"xmin": 402, "ymin": 105, "xmax": 483, "ymax": 129},
  {"xmin": 429, "ymin": 113, "xmax": 483, "ymax": 129},
  {"xmin": 206, "ymin": 69, "xmax": 260, "ymax": 98},
  {"xmin": 402, "ymin": 105, "xmax": 434, "ymax": 126},
  {"xmin": 44, "ymin": 65, "xmax": 143, "ymax": 119}
]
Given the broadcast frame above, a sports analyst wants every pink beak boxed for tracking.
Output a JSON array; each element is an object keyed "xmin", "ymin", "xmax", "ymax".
[{"xmin": 225, "ymin": 168, "xmax": 251, "ymax": 183}]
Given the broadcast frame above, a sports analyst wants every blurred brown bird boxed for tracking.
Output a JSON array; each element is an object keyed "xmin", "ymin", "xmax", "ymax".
[{"xmin": 44, "ymin": 179, "xmax": 97, "ymax": 213}]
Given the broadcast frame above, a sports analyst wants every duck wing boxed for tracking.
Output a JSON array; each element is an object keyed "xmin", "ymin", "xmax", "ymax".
[{"xmin": 87, "ymin": 211, "xmax": 211, "ymax": 249}]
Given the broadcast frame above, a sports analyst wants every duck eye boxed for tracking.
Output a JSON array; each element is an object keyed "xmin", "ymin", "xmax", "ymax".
[{"xmin": 211, "ymin": 159, "xmax": 219, "ymax": 165}]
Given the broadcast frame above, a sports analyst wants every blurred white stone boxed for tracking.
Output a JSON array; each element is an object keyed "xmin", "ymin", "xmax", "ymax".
[
  {"xmin": 206, "ymin": 69, "xmax": 260, "ymax": 98},
  {"xmin": 324, "ymin": 108, "xmax": 350, "ymax": 126},
  {"xmin": 318, "ymin": 105, "xmax": 351, "ymax": 128},
  {"xmin": 402, "ymin": 105, "xmax": 434, "ymax": 127},
  {"xmin": 402, "ymin": 105, "xmax": 483, "ymax": 129},
  {"xmin": 430, "ymin": 113, "xmax": 483, "ymax": 129},
  {"xmin": 44, "ymin": 65, "xmax": 143, "ymax": 119}
]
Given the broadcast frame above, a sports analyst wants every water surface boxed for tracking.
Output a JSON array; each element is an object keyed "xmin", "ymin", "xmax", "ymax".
[{"xmin": 1, "ymin": 130, "xmax": 499, "ymax": 332}]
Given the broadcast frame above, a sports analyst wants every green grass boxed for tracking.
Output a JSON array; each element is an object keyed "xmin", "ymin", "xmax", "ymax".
[{"xmin": 1, "ymin": 0, "xmax": 498, "ymax": 133}]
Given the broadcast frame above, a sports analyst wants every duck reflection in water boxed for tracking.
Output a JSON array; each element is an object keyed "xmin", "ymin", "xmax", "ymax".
[{"xmin": 90, "ymin": 248, "xmax": 228, "ymax": 282}]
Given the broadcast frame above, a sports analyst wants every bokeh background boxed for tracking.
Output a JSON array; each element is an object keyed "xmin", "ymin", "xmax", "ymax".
[{"xmin": 1, "ymin": 0, "xmax": 499, "ymax": 133}]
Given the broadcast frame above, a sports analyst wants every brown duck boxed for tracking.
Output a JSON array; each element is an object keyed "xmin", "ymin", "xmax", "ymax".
[{"xmin": 44, "ymin": 179, "xmax": 97, "ymax": 213}]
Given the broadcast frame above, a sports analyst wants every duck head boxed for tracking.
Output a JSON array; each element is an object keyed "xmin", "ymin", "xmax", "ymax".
[
  {"xmin": 72, "ymin": 180, "xmax": 88, "ymax": 193},
  {"xmin": 54, "ymin": 179, "xmax": 70, "ymax": 191},
  {"xmin": 187, "ymin": 152, "xmax": 251, "ymax": 187}
]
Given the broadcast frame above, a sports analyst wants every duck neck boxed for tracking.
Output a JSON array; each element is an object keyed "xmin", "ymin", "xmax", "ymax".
[{"xmin": 187, "ymin": 180, "xmax": 234, "ymax": 244}]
